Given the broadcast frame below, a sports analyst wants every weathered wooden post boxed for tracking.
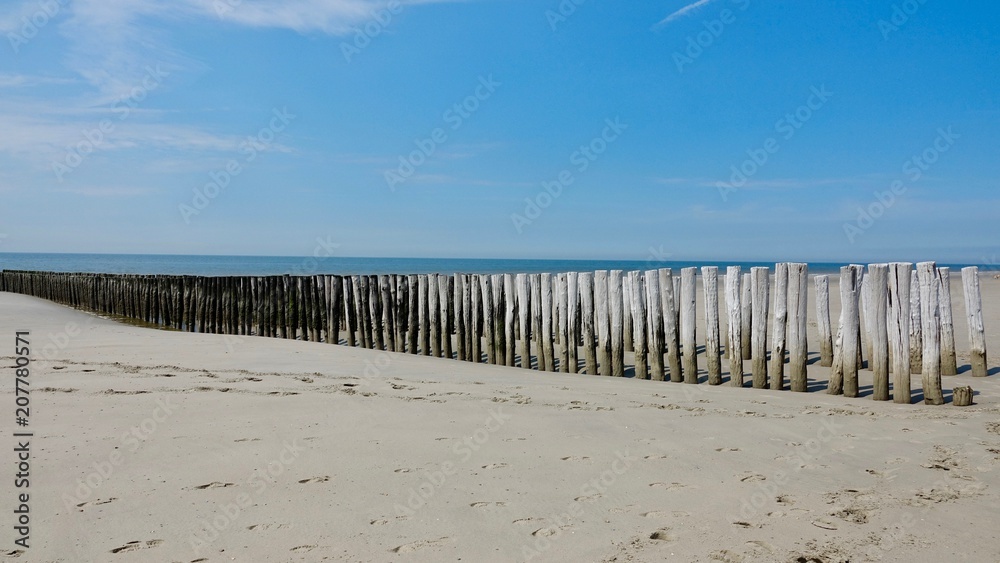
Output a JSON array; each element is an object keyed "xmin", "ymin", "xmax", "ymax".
[
  {"xmin": 567, "ymin": 272, "xmax": 580, "ymax": 373},
  {"xmin": 837, "ymin": 266, "xmax": 862, "ymax": 397},
  {"xmin": 530, "ymin": 274, "xmax": 544, "ymax": 369},
  {"xmin": 418, "ymin": 275, "xmax": 430, "ymax": 354},
  {"xmin": 455, "ymin": 274, "xmax": 467, "ymax": 361},
  {"xmin": 609, "ymin": 270, "xmax": 626, "ymax": 377},
  {"xmin": 659, "ymin": 269, "xmax": 681, "ymax": 383},
  {"xmin": 867, "ymin": 265, "xmax": 890, "ymax": 401},
  {"xmin": 516, "ymin": 273, "xmax": 531, "ymax": 369},
  {"xmin": 750, "ymin": 267, "xmax": 769, "ymax": 388},
  {"xmin": 623, "ymin": 275, "xmax": 633, "ymax": 353},
  {"xmin": 369, "ymin": 276, "xmax": 385, "ymax": 350},
  {"xmin": 961, "ymin": 266, "xmax": 987, "ymax": 377},
  {"xmin": 937, "ymin": 267, "xmax": 957, "ymax": 375},
  {"xmin": 953, "ymin": 386, "xmax": 973, "ymax": 407},
  {"xmin": 540, "ymin": 273, "xmax": 555, "ymax": 371},
  {"xmin": 595, "ymin": 270, "xmax": 611, "ymax": 376},
  {"xmin": 726, "ymin": 266, "xmax": 743, "ymax": 387},
  {"xmin": 680, "ymin": 267, "xmax": 698, "ymax": 383},
  {"xmin": 630, "ymin": 271, "xmax": 649, "ymax": 379},
  {"xmin": 770, "ymin": 263, "xmax": 788, "ymax": 390},
  {"xmin": 580, "ymin": 272, "xmax": 598, "ymax": 375},
  {"xmin": 328, "ymin": 275, "xmax": 342, "ymax": 345},
  {"xmin": 503, "ymin": 273, "xmax": 516, "ymax": 366},
  {"xmin": 440, "ymin": 275, "xmax": 453, "ymax": 359},
  {"xmin": 888, "ymin": 263, "xmax": 912, "ymax": 403},
  {"xmin": 701, "ymin": 267, "xmax": 721, "ymax": 385},
  {"xmin": 428, "ymin": 274, "xmax": 441, "ymax": 356},
  {"xmin": 741, "ymin": 272, "xmax": 752, "ymax": 361},
  {"xmin": 405, "ymin": 275, "xmax": 418, "ymax": 353},
  {"xmin": 481, "ymin": 275, "xmax": 496, "ymax": 364},
  {"xmin": 380, "ymin": 275, "xmax": 394, "ymax": 350},
  {"xmin": 471, "ymin": 274, "xmax": 483, "ymax": 362},
  {"xmin": 786, "ymin": 263, "xmax": 809, "ymax": 392},
  {"xmin": 644, "ymin": 270, "xmax": 664, "ymax": 381},
  {"xmin": 909, "ymin": 271, "xmax": 922, "ymax": 374},
  {"xmin": 815, "ymin": 275, "xmax": 834, "ymax": 367},
  {"xmin": 917, "ymin": 262, "xmax": 943, "ymax": 405},
  {"xmin": 556, "ymin": 273, "xmax": 569, "ymax": 372},
  {"xmin": 462, "ymin": 274, "xmax": 473, "ymax": 360}
]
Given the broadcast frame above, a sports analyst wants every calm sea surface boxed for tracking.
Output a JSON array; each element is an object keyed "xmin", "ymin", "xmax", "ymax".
[{"xmin": 0, "ymin": 253, "xmax": 980, "ymax": 277}]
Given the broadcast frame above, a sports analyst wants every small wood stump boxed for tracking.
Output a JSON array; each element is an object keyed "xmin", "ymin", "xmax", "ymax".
[{"xmin": 953, "ymin": 386, "xmax": 973, "ymax": 407}]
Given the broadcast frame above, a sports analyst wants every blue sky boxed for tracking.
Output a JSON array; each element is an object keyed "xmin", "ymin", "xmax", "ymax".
[{"xmin": 1, "ymin": 0, "xmax": 998, "ymax": 263}]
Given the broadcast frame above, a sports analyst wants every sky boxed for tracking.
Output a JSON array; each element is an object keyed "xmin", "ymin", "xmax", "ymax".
[{"xmin": 1, "ymin": 0, "xmax": 998, "ymax": 263}]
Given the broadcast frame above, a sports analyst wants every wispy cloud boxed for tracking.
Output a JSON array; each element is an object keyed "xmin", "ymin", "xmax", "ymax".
[
  {"xmin": 653, "ymin": 0, "xmax": 718, "ymax": 29},
  {"xmin": 651, "ymin": 176, "xmax": 877, "ymax": 189}
]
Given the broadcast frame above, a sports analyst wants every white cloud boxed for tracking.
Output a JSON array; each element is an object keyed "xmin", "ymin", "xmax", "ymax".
[{"xmin": 653, "ymin": 0, "xmax": 718, "ymax": 29}]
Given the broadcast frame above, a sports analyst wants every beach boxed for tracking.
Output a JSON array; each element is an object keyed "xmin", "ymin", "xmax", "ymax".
[{"xmin": 2, "ymin": 276, "xmax": 999, "ymax": 563}]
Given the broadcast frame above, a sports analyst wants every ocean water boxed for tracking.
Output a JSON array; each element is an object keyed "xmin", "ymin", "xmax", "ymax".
[{"xmin": 0, "ymin": 253, "xmax": 979, "ymax": 277}]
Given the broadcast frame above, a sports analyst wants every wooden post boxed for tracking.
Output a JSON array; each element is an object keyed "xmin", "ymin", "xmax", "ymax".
[
  {"xmin": 680, "ymin": 267, "xmax": 698, "ymax": 384},
  {"xmin": 530, "ymin": 274, "xmax": 544, "ymax": 370},
  {"xmin": 595, "ymin": 270, "xmax": 611, "ymax": 375},
  {"xmin": 860, "ymin": 273, "xmax": 872, "ymax": 366},
  {"xmin": 405, "ymin": 275, "xmax": 418, "ymax": 353},
  {"xmin": 580, "ymin": 272, "xmax": 598, "ymax": 375},
  {"xmin": 702, "ymin": 267, "xmax": 721, "ymax": 385},
  {"xmin": 750, "ymin": 267, "xmax": 769, "ymax": 389},
  {"xmin": 630, "ymin": 271, "xmax": 649, "ymax": 379},
  {"xmin": 623, "ymin": 275, "xmax": 633, "ymax": 353},
  {"xmin": 428, "ymin": 274, "xmax": 441, "ymax": 357},
  {"xmin": 516, "ymin": 273, "xmax": 531, "ymax": 369},
  {"xmin": 454, "ymin": 274, "xmax": 467, "ymax": 361},
  {"xmin": 492, "ymin": 274, "xmax": 505, "ymax": 362},
  {"xmin": 471, "ymin": 274, "xmax": 482, "ymax": 362},
  {"xmin": 815, "ymin": 275, "xmax": 834, "ymax": 367},
  {"xmin": 838, "ymin": 266, "xmax": 862, "ymax": 397},
  {"xmin": 917, "ymin": 262, "xmax": 943, "ymax": 405},
  {"xmin": 786, "ymin": 263, "xmax": 809, "ymax": 392},
  {"xmin": 342, "ymin": 276, "xmax": 356, "ymax": 346},
  {"xmin": 556, "ymin": 274, "xmax": 569, "ymax": 372},
  {"xmin": 440, "ymin": 275, "xmax": 453, "ymax": 359},
  {"xmin": 659, "ymin": 269, "xmax": 681, "ymax": 383},
  {"xmin": 867, "ymin": 265, "xmax": 890, "ymax": 401},
  {"xmin": 418, "ymin": 275, "xmax": 430, "ymax": 355},
  {"xmin": 937, "ymin": 267, "xmax": 958, "ymax": 375},
  {"xmin": 369, "ymin": 276, "xmax": 384, "ymax": 350},
  {"xmin": 909, "ymin": 271, "xmax": 922, "ymax": 374},
  {"xmin": 741, "ymin": 272, "xmax": 752, "ymax": 361},
  {"xmin": 609, "ymin": 270, "xmax": 626, "ymax": 377},
  {"xmin": 725, "ymin": 266, "xmax": 743, "ymax": 387},
  {"xmin": 380, "ymin": 275, "xmax": 394, "ymax": 350},
  {"xmin": 888, "ymin": 263, "xmax": 912, "ymax": 403},
  {"xmin": 462, "ymin": 274, "xmax": 473, "ymax": 361},
  {"xmin": 769, "ymin": 263, "xmax": 788, "ymax": 390},
  {"xmin": 328, "ymin": 275, "xmax": 342, "ymax": 345},
  {"xmin": 540, "ymin": 273, "xmax": 555, "ymax": 371},
  {"xmin": 644, "ymin": 270, "xmax": 664, "ymax": 381},
  {"xmin": 503, "ymin": 273, "xmax": 516, "ymax": 367},
  {"xmin": 395, "ymin": 275, "xmax": 408, "ymax": 352},
  {"xmin": 481, "ymin": 275, "xmax": 496, "ymax": 364},
  {"xmin": 953, "ymin": 386, "xmax": 973, "ymax": 406},
  {"xmin": 570, "ymin": 272, "xmax": 582, "ymax": 373},
  {"xmin": 961, "ymin": 267, "xmax": 987, "ymax": 377}
]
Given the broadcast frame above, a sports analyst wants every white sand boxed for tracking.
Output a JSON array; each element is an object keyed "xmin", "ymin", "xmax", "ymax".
[{"xmin": 2, "ymin": 279, "xmax": 999, "ymax": 562}]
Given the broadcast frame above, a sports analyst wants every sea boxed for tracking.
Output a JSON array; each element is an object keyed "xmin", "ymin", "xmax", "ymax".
[{"xmin": 0, "ymin": 253, "xmax": 982, "ymax": 277}]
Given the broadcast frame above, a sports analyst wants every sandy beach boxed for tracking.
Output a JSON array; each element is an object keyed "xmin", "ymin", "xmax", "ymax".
[{"xmin": 2, "ymin": 276, "xmax": 999, "ymax": 563}]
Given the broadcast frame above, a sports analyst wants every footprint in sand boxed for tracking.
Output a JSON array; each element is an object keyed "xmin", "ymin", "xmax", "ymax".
[
  {"xmin": 190, "ymin": 482, "xmax": 234, "ymax": 490},
  {"xmin": 715, "ymin": 447, "xmax": 741, "ymax": 452},
  {"xmin": 641, "ymin": 511, "xmax": 671, "ymax": 518},
  {"xmin": 649, "ymin": 482, "xmax": 687, "ymax": 490},
  {"xmin": 574, "ymin": 494, "xmax": 602, "ymax": 503},
  {"xmin": 290, "ymin": 545, "xmax": 317, "ymax": 552},
  {"xmin": 298, "ymin": 476, "xmax": 330, "ymax": 484},
  {"xmin": 649, "ymin": 528, "xmax": 675, "ymax": 541},
  {"xmin": 246, "ymin": 523, "xmax": 289, "ymax": 531},
  {"xmin": 370, "ymin": 516, "xmax": 409, "ymax": 526},
  {"xmin": 394, "ymin": 468, "xmax": 413, "ymax": 473},
  {"xmin": 643, "ymin": 454, "xmax": 669, "ymax": 460},
  {"xmin": 470, "ymin": 502, "xmax": 506, "ymax": 509},
  {"xmin": 739, "ymin": 474, "xmax": 766, "ymax": 482},
  {"xmin": 560, "ymin": 456, "xmax": 590, "ymax": 462},
  {"xmin": 512, "ymin": 517, "xmax": 543, "ymax": 526},
  {"xmin": 391, "ymin": 537, "xmax": 454, "ymax": 553},
  {"xmin": 481, "ymin": 463, "xmax": 509, "ymax": 470},
  {"xmin": 109, "ymin": 540, "xmax": 163, "ymax": 554}
]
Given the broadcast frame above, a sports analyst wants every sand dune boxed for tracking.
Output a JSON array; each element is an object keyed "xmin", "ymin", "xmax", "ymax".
[{"xmin": 1, "ymin": 288, "xmax": 998, "ymax": 562}]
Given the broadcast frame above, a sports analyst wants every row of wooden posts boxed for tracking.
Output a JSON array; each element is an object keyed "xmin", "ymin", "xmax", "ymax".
[{"xmin": 0, "ymin": 263, "xmax": 987, "ymax": 405}]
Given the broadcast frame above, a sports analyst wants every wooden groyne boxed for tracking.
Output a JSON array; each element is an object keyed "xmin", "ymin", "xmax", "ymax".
[{"xmin": 0, "ymin": 263, "xmax": 988, "ymax": 405}]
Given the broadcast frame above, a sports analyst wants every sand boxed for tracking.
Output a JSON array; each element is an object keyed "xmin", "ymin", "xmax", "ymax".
[{"xmin": 1, "ymin": 276, "xmax": 999, "ymax": 562}]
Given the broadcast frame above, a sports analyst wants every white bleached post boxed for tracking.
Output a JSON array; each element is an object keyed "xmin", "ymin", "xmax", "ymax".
[
  {"xmin": 516, "ymin": 273, "xmax": 531, "ymax": 369},
  {"xmin": 839, "ymin": 266, "xmax": 862, "ymax": 397},
  {"xmin": 680, "ymin": 267, "xmax": 698, "ymax": 384},
  {"xmin": 659, "ymin": 268, "xmax": 682, "ymax": 382},
  {"xmin": 503, "ymin": 273, "xmax": 516, "ymax": 366},
  {"xmin": 787, "ymin": 263, "xmax": 809, "ymax": 392},
  {"xmin": 644, "ymin": 270, "xmax": 665, "ymax": 381},
  {"xmin": 726, "ymin": 266, "xmax": 743, "ymax": 387},
  {"xmin": 741, "ymin": 272, "xmax": 752, "ymax": 361},
  {"xmin": 567, "ymin": 272, "xmax": 579, "ymax": 373},
  {"xmin": 579, "ymin": 272, "xmax": 597, "ymax": 374},
  {"xmin": 750, "ymin": 267, "xmax": 769, "ymax": 389},
  {"xmin": 917, "ymin": 262, "xmax": 943, "ymax": 405},
  {"xmin": 428, "ymin": 274, "xmax": 441, "ymax": 357},
  {"xmin": 556, "ymin": 273, "xmax": 569, "ymax": 372},
  {"xmin": 540, "ymin": 273, "xmax": 555, "ymax": 372},
  {"xmin": 937, "ymin": 267, "xmax": 957, "ymax": 375},
  {"xmin": 609, "ymin": 270, "xmax": 625, "ymax": 377},
  {"xmin": 623, "ymin": 274, "xmax": 633, "ymax": 353},
  {"xmin": 888, "ymin": 263, "xmax": 912, "ymax": 403},
  {"xmin": 529, "ymin": 274, "xmax": 544, "ymax": 370},
  {"xmin": 867, "ymin": 264, "xmax": 890, "ymax": 401},
  {"xmin": 770, "ymin": 263, "xmax": 789, "ymax": 390},
  {"xmin": 702, "ymin": 266, "xmax": 721, "ymax": 385},
  {"xmin": 630, "ymin": 271, "xmax": 648, "ymax": 379},
  {"xmin": 962, "ymin": 266, "xmax": 987, "ymax": 377},
  {"xmin": 815, "ymin": 275, "xmax": 833, "ymax": 367},
  {"xmin": 595, "ymin": 270, "xmax": 611, "ymax": 376},
  {"xmin": 455, "ymin": 274, "xmax": 466, "ymax": 361}
]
